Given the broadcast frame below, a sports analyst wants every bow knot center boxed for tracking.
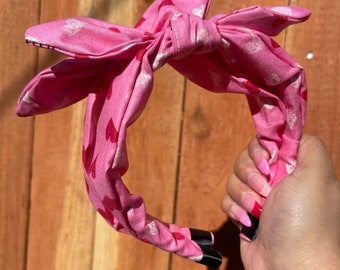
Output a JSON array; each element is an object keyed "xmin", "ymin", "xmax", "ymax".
[{"xmin": 170, "ymin": 13, "xmax": 221, "ymax": 58}]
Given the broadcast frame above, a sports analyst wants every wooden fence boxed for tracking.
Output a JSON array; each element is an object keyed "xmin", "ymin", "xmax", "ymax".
[{"xmin": 1, "ymin": 0, "xmax": 339, "ymax": 269}]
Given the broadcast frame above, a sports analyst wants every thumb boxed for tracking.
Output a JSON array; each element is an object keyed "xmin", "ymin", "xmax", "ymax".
[{"xmin": 292, "ymin": 135, "xmax": 337, "ymax": 186}]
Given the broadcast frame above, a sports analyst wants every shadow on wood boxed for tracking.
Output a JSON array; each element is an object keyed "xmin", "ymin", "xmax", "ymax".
[{"xmin": 209, "ymin": 220, "xmax": 244, "ymax": 270}]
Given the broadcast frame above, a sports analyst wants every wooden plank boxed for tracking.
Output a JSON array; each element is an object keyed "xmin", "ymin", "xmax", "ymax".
[
  {"xmin": 103, "ymin": 64, "xmax": 184, "ymax": 270},
  {"xmin": 85, "ymin": 2, "xmax": 138, "ymax": 269},
  {"xmin": 90, "ymin": 2, "xmax": 185, "ymax": 269},
  {"xmin": 286, "ymin": 0, "xmax": 340, "ymax": 177},
  {"xmin": 0, "ymin": 1, "xmax": 39, "ymax": 269},
  {"xmin": 26, "ymin": 105, "xmax": 95, "ymax": 270},
  {"xmin": 6, "ymin": 1, "xmax": 338, "ymax": 270},
  {"xmin": 174, "ymin": 0, "xmax": 340, "ymax": 269},
  {"xmin": 26, "ymin": 1, "xmax": 96, "ymax": 269},
  {"xmin": 22, "ymin": 0, "xmax": 184, "ymax": 269},
  {"xmin": 172, "ymin": 1, "xmax": 290, "ymax": 269}
]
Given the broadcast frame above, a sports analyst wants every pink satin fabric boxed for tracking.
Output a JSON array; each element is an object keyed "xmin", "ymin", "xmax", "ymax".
[{"xmin": 17, "ymin": 0, "xmax": 310, "ymax": 265}]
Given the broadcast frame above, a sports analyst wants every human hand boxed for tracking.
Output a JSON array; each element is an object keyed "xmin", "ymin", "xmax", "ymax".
[{"xmin": 221, "ymin": 135, "xmax": 340, "ymax": 269}]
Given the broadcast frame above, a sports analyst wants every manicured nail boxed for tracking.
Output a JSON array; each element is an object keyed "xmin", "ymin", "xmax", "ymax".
[
  {"xmin": 241, "ymin": 195, "xmax": 263, "ymax": 219},
  {"xmin": 240, "ymin": 232, "xmax": 252, "ymax": 242},
  {"xmin": 240, "ymin": 214, "xmax": 259, "ymax": 241},
  {"xmin": 253, "ymin": 149, "xmax": 270, "ymax": 175},
  {"xmin": 230, "ymin": 204, "xmax": 252, "ymax": 227},
  {"xmin": 247, "ymin": 173, "xmax": 272, "ymax": 197},
  {"xmin": 251, "ymin": 201, "xmax": 262, "ymax": 219},
  {"xmin": 239, "ymin": 214, "xmax": 252, "ymax": 228}
]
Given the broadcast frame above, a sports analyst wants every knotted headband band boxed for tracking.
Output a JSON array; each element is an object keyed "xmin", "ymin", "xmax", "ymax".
[{"xmin": 17, "ymin": 0, "xmax": 310, "ymax": 267}]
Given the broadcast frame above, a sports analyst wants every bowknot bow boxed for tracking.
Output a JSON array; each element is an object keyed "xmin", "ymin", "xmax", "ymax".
[
  {"xmin": 16, "ymin": 0, "xmax": 311, "ymax": 267},
  {"xmin": 168, "ymin": 13, "xmax": 222, "ymax": 59}
]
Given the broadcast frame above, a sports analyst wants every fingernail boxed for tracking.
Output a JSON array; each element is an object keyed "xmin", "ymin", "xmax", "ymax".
[
  {"xmin": 230, "ymin": 204, "xmax": 252, "ymax": 227},
  {"xmin": 240, "ymin": 214, "xmax": 259, "ymax": 241},
  {"xmin": 239, "ymin": 213, "xmax": 252, "ymax": 228},
  {"xmin": 241, "ymin": 195, "xmax": 263, "ymax": 219},
  {"xmin": 253, "ymin": 149, "xmax": 270, "ymax": 175},
  {"xmin": 251, "ymin": 201, "xmax": 262, "ymax": 219},
  {"xmin": 247, "ymin": 173, "xmax": 272, "ymax": 197},
  {"xmin": 240, "ymin": 232, "xmax": 252, "ymax": 242}
]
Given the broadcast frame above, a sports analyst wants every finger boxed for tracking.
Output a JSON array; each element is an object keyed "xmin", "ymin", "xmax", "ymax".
[
  {"xmin": 221, "ymin": 194, "xmax": 251, "ymax": 229},
  {"xmin": 233, "ymin": 150, "xmax": 272, "ymax": 198},
  {"xmin": 227, "ymin": 173, "xmax": 263, "ymax": 219},
  {"xmin": 248, "ymin": 136, "xmax": 270, "ymax": 175}
]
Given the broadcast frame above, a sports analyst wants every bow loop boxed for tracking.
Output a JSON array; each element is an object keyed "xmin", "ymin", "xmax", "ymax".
[
  {"xmin": 169, "ymin": 13, "xmax": 221, "ymax": 58},
  {"xmin": 215, "ymin": 5, "xmax": 311, "ymax": 37},
  {"xmin": 25, "ymin": 17, "xmax": 148, "ymax": 60},
  {"xmin": 16, "ymin": 58, "xmax": 109, "ymax": 116},
  {"xmin": 135, "ymin": 0, "xmax": 211, "ymax": 32}
]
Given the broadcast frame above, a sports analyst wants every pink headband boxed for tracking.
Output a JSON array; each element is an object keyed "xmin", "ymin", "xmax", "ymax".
[{"xmin": 17, "ymin": 0, "xmax": 310, "ymax": 267}]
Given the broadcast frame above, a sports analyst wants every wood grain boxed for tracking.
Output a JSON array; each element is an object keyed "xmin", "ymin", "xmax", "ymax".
[
  {"xmin": 287, "ymin": 0, "xmax": 340, "ymax": 176},
  {"xmin": 79, "ymin": 1, "xmax": 183, "ymax": 269},
  {"xmin": 171, "ymin": 1, "xmax": 307, "ymax": 269},
  {"xmin": 1, "ymin": 0, "xmax": 339, "ymax": 270},
  {"xmin": 110, "ymin": 64, "xmax": 184, "ymax": 269},
  {"xmin": 0, "ymin": 1, "xmax": 39, "ymax": 269},
  {"xmin": 25, "ymin": 1, "xmax": 95, "ymax": 270}
]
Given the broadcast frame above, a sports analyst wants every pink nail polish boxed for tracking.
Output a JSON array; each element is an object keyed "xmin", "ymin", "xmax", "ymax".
[
  {"xmin": 239, "ymin": 213, "xmax": 252, "ymax": 227},
  {"xmin": 241, "ymin": 195, "xmax": 263, "ymax": 219},
  {"xmin": 248, "ymin": 173, "xmax": 272, "ymax": 197},
  {"xmin": 251, "ymin": 201, "xmax": 262, "ymax": 219},
  {"xmin": 240, "ymin": 214, "xmax": 259, "ymax": 241},
  {"xmin": 253, "ymin": 149, "xmax": 270, "ymax": 175},
  {"xmin": 240, "ymin": 233, "xmax": 252, "ymax": 242},
  {"xmin": 231, "ymin": 204, "xmax": 252, "ymax": 227}
]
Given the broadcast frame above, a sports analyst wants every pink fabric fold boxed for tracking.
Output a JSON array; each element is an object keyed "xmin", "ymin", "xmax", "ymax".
[{"xmin": 16, "ymin": 0, "xmax": 310, "ymax": 266}]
